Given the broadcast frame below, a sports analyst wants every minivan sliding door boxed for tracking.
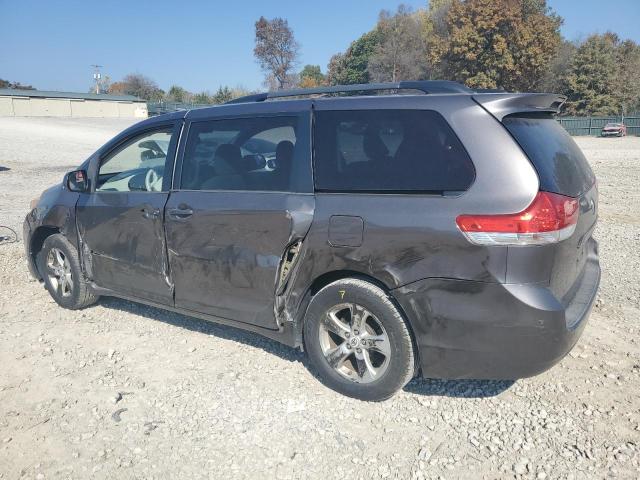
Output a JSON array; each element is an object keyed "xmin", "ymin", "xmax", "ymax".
[{"xmin": 165, "ymin": 112, "xmax": 314, "ymax": 329}]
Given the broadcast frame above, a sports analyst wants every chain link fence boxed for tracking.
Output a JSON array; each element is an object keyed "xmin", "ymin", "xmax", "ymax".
[
  {"xmin": 557, "ymin": 115, "xmax": 640, "ymax": 136},
  {"xmin": 147, "ymin": 101, "xmax": 214, "ymax": 116}
]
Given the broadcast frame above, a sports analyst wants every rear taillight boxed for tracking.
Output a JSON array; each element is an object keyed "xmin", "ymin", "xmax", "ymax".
[{"xmin": 456, "ymin": 191, "xmax": 579, "ymax": 246}]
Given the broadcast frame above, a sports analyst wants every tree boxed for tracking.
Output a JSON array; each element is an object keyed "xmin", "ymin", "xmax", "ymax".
[
  {"xmin": 192, "ymin": 91, "xmax": 213, "ymax": 104},
  {"xmin": 327, "ymin": 29, "xmax": 384, "ymax": 85},
  {"xmin": 614, "ymin": 40, "xmax": 640, "ymax": 114},
  {"xmin": 368, "ymin": 5, "xmax": 428, "ymax": 82},
  {"xmin": 562, "ymin": 33, "xmax": 619, "ymax": 115},
  {"xmin": 0, "ymin": 79, "xmax": 36, "ymax": 90},
  {"xmin": 542, "ymin": 39, "xmax": 577, "ymax": 94},
  {"xmin": 299, "ymin": 65, "xmax": 325, "ymax": 88},
  {"xmin": 212, "ymin": 86, "xmax": 233, "ymax": 104},
  {"xmin": 108, "ymin": 74, "xmax": 164, "ymax": 101},
  {"xmin": 430, "ymin": 0, "xmax": 562, "ymax": 91},
  {"xmin": 166, "ymin": 85, "xmax": 190, "ymax": 103},
  {"xmin": 254, "ymin": 16, "xmax": 300, "ymax": 90}
]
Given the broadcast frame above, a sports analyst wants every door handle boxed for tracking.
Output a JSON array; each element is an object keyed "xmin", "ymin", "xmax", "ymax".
[
  {"xmin": 168, "ymin": 207, "xmax": 194, "ymax": 219},
  {"xmin": 141, "ymin": 207, "xmax": 161, "ymax": 219}
]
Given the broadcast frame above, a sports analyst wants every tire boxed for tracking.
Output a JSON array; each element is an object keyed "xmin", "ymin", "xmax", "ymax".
[
  {"xmin": 303, "ymin": 278, "xmax": 415, "ymax": 401},
  {"xmin": 36, "ymin": 234, "xmax": 98, "ymax": 310}
]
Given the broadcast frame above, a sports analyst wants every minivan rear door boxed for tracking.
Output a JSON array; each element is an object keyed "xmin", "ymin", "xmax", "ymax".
[
  {"xmin": 165, "ymin": 110, "xmax": 314, "ymax": 329},
  {"xmin": 501, "ymin": 113, "xmax": 598, "ymax": 300}
]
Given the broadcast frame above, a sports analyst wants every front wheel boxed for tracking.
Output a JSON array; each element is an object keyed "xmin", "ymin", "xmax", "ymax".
[
  {"xmin": 36, "ymin": 234, "xmax": 98, "ymax": 310},
  {"xmin": 303, "ymin": 278, "xmax": 416, "ymax": 401}
]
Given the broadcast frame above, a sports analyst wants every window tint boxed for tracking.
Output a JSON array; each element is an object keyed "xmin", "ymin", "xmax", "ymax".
[
  {"xmin": 181, "ymin": 116, "xmax": 303, "ymax": 192},
  {"xmin": 97, "ymin": 129, "xmax": 172, "ymax": 192},
  {"xmin": 314, "ymin": 110, "xmax": 474, "ymax": 192},
  {"xmin": 503, "ymin": 115, "xmax": 595, "ymax": 197}
]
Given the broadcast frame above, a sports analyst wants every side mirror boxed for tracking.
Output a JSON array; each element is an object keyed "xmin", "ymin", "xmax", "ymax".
[{"xmin": 66, "ymin": 169, "xmax": 89, "ymax": 192}]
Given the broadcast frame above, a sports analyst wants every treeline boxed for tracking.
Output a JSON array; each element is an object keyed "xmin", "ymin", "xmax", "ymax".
[
  {"xmin": 0, "ymin": 78, "xmax": 36, "ymax": 90},
  {"xmin": 96, "ymin": 0, "xmax": 640, "ymax": 116},
  {"xmin": 98, "ymin": 74, "xmax": 251, "ymax": 105},
  {"xmin": 257, "ymin": 1, "xmax": 640, "ymax": 116}
]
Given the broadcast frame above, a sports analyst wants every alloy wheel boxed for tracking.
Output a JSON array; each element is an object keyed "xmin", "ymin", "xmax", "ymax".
[
  {"xmin": 46, "ymin": 247, "xmax": 73, "ymax": 298},
  {"xmin": 318, "ymin": 303, "xmax": 391, "ymax": 383}
]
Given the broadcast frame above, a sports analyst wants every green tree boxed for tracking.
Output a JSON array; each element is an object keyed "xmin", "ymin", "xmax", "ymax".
[
  {"xmin": 430, "ymin": 0, "xmax": 562, "ymax": 91},
  {"xmin": 327, "ymin": 29, "xmax": 383, "ymax": 85},
  {"xmin": 615, "ymin": 40, "xmax": 640, "ymax": 114},
  {"xmin": 299, "ymin": 65, "xmax": 325, "ymax": 87},
  {"xmin": 368, "ymin": 5, "xmax": 428, "ymax": 82},
  {"xmin": 542, "ymin": 39, "xmax": 577, "ymax": 94},
  {"xmin": 212, "ymin": 86, "xmax": 233, "ymax": 104},
  {"xmin": 166, "ymin": 85, "xmax": 190, "ymax": 102},
  {"xmin": 192, "ymin": 91, "xmax": 213, "ymax": 104},
  {"xmin": 563, "ymin": 33, "xmax": 619, "ymax": 115}
]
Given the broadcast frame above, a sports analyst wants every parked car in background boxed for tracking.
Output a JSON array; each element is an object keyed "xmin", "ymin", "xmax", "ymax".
[
  {"xmin": 601, "ymin": 122, "xmax": 627, "ymax": 137},
  {"xmin": 24, "ymin": 81, "xmax": 600, "ymax": 401}
]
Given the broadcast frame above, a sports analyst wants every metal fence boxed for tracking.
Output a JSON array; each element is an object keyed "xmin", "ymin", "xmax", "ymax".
[
  {"xmin": 557, "ymin": 116, "xmax": 640, "ymax": 136},
  {"xmin": 147, "ymin": 101, "xmax": 214, "ymax": 116}
]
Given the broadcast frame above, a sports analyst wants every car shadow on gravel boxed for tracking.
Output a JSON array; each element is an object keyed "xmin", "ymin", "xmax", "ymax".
[
  {"xmin": 99, "ymin": 297, "xmax": 515, "ymax": 399},
  {"xmin": 98, "ymin": 297, "xmax": 307, "ymax": 364},
  {"xmin": 404, "ymin": 378, "xmax": 514, "ymax": 398}
]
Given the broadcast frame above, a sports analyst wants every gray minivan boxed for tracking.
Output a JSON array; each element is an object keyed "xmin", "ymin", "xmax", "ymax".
[{"xmin": 24, "ymin": 81, "xmax": 600, "ymax": 401}]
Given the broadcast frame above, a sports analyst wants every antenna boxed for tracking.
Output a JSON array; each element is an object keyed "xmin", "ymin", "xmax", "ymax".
[{"xmin": 91, "ymin": 64, "xmax": 103, "ymax": 94}]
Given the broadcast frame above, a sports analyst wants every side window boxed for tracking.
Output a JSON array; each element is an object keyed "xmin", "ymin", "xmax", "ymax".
[
  {"xmin": 314, "ymin": 110, "xmax": 475, "ymax": 193},
  {"xmin": 180, "ymin": 116, "xmax": 302, "ymax": 192},
  {"xmin": 97, "ymin": 129, "xmax": 173, "ymax": 192}
]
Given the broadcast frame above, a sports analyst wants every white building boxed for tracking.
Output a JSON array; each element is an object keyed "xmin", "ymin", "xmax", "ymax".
[{"xmin": 0, "ymin": 89, "xmax": 148, "ymax": 118}]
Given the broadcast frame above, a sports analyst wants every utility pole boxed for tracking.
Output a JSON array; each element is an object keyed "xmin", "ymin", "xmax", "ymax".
[{"xmin": 91, "ymin": 65, "xmax": 103, "ymax": 94}]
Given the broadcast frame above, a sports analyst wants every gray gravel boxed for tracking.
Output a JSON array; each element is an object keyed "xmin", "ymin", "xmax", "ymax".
[{"xmin": 0, "ymin": 117, "xmax": 639, "ymax": 479}]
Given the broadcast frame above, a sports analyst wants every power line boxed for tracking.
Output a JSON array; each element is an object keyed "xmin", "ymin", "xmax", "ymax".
[{"xmin": 91, "ymin": 64, "xmax": 103, "ymax": 94}]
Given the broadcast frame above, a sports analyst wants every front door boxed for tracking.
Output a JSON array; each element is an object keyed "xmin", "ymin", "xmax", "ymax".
[
  {"xmin": 165, "ymin": 112, "xmax": 314, "ymax": 328},
  {"xmin": 77, "ymin": 123, "xmax": 180, "ymax": 305}
]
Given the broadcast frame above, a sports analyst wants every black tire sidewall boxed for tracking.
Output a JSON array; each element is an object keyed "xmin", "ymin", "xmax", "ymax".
[
  {"xmin": 304, "ymin": 279, "xmax": 414, "ymax": 401},
  {"xmin": 37, "ymin": 234, "xmax": 86, "ymax": 309}
]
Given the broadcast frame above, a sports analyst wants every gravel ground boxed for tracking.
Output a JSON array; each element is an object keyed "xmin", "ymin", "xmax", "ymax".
[{"xmin": 0, "ymin": 117, "xmax": 639, "ymax": 480}]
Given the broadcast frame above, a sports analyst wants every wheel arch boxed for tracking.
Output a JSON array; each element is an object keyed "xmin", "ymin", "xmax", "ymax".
[{"xmin": 29, "ymin": 225, "xmax": 62, "ymax": 279}]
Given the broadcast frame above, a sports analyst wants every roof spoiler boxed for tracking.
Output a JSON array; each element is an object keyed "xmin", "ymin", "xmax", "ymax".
[{"xmin": 472, "ymin": 93, "xmax": 566, "ymax": 121}]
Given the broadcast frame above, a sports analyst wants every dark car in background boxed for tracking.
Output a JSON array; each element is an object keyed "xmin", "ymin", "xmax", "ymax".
[
  {"xmin": 24, "ymin": 81, "xmax": 600, "ymax": 401},
  {"xmin": 601, "ymin": 122, "xmax": 627, "ymax": 137}
]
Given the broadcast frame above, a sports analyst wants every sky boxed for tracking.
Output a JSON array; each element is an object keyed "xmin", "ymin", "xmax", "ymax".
[{"xmin": 1, "ymin": 0, "xmax": 639, "ymax": 93}]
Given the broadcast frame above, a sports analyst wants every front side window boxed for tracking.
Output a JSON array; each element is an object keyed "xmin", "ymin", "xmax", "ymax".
[
  {"xmin": 97, "ymin": 129, "xmax": 173, "ymax": 192},
  {"xmin": 181, "ymin": 116, "xmax": 302, "ymax": 192},
  {"xmin": 314, "ymin": 110, "xmax": 475, "ymax": 193}
]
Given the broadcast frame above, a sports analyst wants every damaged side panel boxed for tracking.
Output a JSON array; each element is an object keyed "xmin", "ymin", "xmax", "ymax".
[
  {"xmin": 164, "ymin": 191, "xmax": 315, "ymax": 330},
  {"xmin": 76, "ymin": 192, "xmax": 173, "ymax": 305}
]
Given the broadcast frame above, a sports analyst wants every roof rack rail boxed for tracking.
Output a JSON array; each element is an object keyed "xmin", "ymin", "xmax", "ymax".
[{"xmin": 225, "ymin": 80, "xmax": 472, "ymax": 104}]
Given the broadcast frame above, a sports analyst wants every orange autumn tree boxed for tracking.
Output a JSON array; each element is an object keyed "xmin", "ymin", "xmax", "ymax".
[{"xmin": 430, "ymin": 0, "xmax": 561, "ymax": 91}]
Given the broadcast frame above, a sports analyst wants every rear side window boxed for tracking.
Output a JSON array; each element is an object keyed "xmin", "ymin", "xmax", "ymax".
[
  {"xmin": 503, "ymin": 115, "xmax": 595, "ymax": 197},
  {"xmin": 180, "ymin": 116, "xmax": 307, "ymax": 192},
  {"xmin": 314, "ymin": 110, "xmax": 475, "ymax": 193}
]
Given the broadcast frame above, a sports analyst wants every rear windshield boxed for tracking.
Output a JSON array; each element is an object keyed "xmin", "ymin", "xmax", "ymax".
[
  {"xmin": 503, "ymin": 114, "xmax": 595, "ymax": 197},
  {"xmin": 314, "ymin": 109, "xmax": 475, "ymax": 193}
]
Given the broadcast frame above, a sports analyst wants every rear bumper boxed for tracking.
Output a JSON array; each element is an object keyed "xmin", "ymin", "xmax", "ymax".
[{"xmin": 392, "ymin": 251, "xmax": 600, "ymax": 380}]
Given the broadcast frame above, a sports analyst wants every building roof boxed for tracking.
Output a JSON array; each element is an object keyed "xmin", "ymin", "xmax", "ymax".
[{"xmin": 0, "ymin": 88, "xmax": 144, "ymax": 102}]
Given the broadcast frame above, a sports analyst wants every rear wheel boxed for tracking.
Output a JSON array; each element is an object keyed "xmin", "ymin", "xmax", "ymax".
[
  {"xmin": 304, "ymin": 278, "xmax": 415, "ymax": 401},
  {"xmin": 37, "ymin": 234, "xmax": 98, "ymax": 310}
]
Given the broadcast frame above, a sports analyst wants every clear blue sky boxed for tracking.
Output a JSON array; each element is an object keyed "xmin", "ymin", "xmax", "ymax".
[{"xmin": 1, "ymin": 0, "xmax": 639, "ymax": 93}]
